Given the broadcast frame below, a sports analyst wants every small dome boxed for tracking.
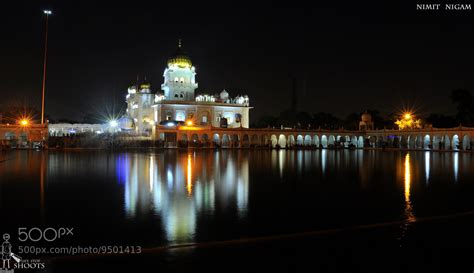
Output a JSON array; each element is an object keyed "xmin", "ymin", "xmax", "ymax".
[
  {"xmin": 139, "ymin": 82, "xmax": 151, "ymax": 93},
  {"xmin": 220, "ymin": 89, "xmax": 229, "ymax": 100},
  {"xmin": 361, "ymin": 111, "xmax": 372, "ymax": 122},
  {"xmin": 167, "ymin": 40, "xmax": 192, "ymax": 69}
]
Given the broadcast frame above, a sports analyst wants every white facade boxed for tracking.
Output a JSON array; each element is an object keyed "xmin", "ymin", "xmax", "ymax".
[{"xmin": 124, "ymin": 42, "xmax": 251, "ymax": 134}]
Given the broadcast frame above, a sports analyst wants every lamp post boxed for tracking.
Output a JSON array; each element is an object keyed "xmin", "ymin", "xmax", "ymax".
[{"xmin": 41, "ymin": 10, "xmax": 52, "ymax": 125}]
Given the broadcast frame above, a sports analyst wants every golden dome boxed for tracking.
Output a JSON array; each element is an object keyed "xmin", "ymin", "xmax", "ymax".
[{"xmin": 167, "ymin": 40, "xmax": 192, "ymax": 68}]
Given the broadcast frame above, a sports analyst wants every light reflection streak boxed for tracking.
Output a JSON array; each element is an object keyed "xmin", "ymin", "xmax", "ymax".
[
  {"xmin": 453, "ymin": 152, "xmax": 459, "ymax": 182},
  {"xmin": 120, "ymin": 151, "xmax": 249, "ymax": 244},
  {"xmin": 399, "ymin": 153, "xmax": 416, "ymax": 245},
  {"xmin": 321, "ymin": 149, "xmax": 327, "ymax": 175},
  {"xmin": 187, "ymin": 153, "xmax": 192, "ymax": 196},
  {"xmin": 149, "ymin": 156, "xmax": 154, "ymax": 192},
  {"xmin": 424, "ymin": 151, "xmax": 430, "ymax": 184}
]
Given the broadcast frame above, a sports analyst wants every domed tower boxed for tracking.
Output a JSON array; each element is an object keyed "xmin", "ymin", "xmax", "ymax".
[
  {"xmin": 161, "ymin": 40, "xmax": 198, "ymax": 101},
  {"xmin": 359, "ymin": 111, "xmax": 374, "ymax": 131}
]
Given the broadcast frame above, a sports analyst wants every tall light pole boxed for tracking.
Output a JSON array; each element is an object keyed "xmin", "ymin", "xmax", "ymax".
[{"xmin": 41, "ymin": 10, "xmax": 52, "ymax": 125}]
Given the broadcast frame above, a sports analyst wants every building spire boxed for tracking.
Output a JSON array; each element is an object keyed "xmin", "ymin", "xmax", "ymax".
[{"xmin": 178, "ymin": 39, "xmax": 182, "ymax": 48}]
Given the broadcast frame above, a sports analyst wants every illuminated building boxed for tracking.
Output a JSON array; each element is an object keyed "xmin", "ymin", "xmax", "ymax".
[{"xmin": 124, "ymin": 41, "xmax": 251, "ymax": 135}]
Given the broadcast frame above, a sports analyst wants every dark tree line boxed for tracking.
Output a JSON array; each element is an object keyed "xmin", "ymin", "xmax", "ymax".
[{"xmin": 253, "ymin": 89, "xmax": 474, "ymax": 129}]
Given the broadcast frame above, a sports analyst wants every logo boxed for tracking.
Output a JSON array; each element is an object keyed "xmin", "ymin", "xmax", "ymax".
[{"xmin": 1, "ymin": 233, "xmax": 21, "ymax": 273}]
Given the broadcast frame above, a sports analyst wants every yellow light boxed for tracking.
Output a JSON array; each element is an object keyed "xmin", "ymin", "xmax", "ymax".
[
  {"xmin": 187, "ymin": 154, "xmax": 192, "ymax": 196},
  {"xmin": 404, "ymin": 113, "xmax": 412, "ymax": 120},
  {"xmin": 186, "ymin": 120, "xmax": 193, "ymax": 126},
  {"xmin": 20, "ymin": 119, "xmax": 29, "ymax": 126}
]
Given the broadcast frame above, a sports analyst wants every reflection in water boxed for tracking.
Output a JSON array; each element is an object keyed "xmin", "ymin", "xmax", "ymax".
[
  {"xmin": 399, "ymin": 153, "xmax": 416, "ymax": 245},
  {"xmin": 121, "ymin": 151, "xmax": 249, "ymax": 244},
  {"xmin": 321, "ymin": 149, "xmax": 327, "ymax": 175},
  {"xmin": 453, "ymin": 152, "xmax": 459, "ymax": 182},
  {"xmin": 424, "ymin": 151, "xmax": 430, "ymax": 184}
]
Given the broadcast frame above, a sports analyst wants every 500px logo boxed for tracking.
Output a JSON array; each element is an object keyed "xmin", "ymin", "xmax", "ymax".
[{"xmin": 18, "ymin": 227, "xmax": 74, "ymax": 242}]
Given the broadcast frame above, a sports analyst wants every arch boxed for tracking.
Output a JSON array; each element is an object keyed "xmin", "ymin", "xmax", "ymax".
[
  {"xmin": 262, "ymin": 135, "xmax": 270, "ymax": 146},
  {"xmin": 313, "ymin": 135, "xmax": 320, "ymax": 147},
  {"xmin": 400, "ymin": 135, "xmax": 408, "ymax": 149},
  {"xmin": 304, "ymin": 135, "xmax": 312, "ymax": 146},
  {"xmin": 271, "ymin": 135, "xmax": 278, "ymax": 147},
  {"xmin": 358, "ymin": 136, "xmax": 364, "ymax": 148},
  {"xmin": 213, "ymin": 133, "xmax": 220, "ymax": 146},
  {"xmin": 423, "ymin": 134, "xmax": 431, "ymax": 149},
  {"xmin": 462, "ymin": 135, "xmax": 471, "ymax": 150},
  {"xmin": 288, "ymin": 135, "xmax": 295, "ymax": 147},
  {"xmin": 250, "ymin": 134, "xmax": 259, "ymax": 146},
  {"xmin": 444, "ymin": 135, "xmax": 451, "ymax": 150},
  {"xmin": 242, "ymin": 134, "xmax": 250, "ymax": 147},
  {"xmin": 351, "ymin": 136, "xmax": 357, "ymax": 147},
  {"xmin": 321, "ymin": 135, "xmax": 328, "ymax": 148},
  {"xmin": 328, "ymin": 135, "xmax": 335, "ymax": 147},
  {"xmin": 222, "ymin": 134, "xmax": 230, "ymax": 147},
  {"xmin": 415, "ymin": 135, "xmax": 423, "ymax": 149},
  {"xmin": 407, "ymin": 135, "xmax": 415, "ymax": 149},
  {"xmin": 432, "ymin": 135, "xmax": 441, "ymax": 150},
  {"xmin": 278, "ymin": 134, "xmax": 287, "ymax": 148},
  {"xmin": 452, "ymin": 134, "xmax": 460, "ymax": 150},
  {"xmin": 181, "ymin": 134, "xmax": 188, "ymax": 142},
  {"xmin": 369, "ymin": 136, "xmax": 377, "ymax": 148},
  {"xmin": 201, "ymin": 134, "xmax": 209, "ymax": 145},
  {"xmin": 343, "ymin": 135, "xmax": 351, "ymax": 148},
  {"xmin": 191, "ymin": 134, "xmax": 199, "ymax": 142},
  {"xmin": 377, "ymin": 136, "xmax": 385, "ymax": 148},
  {"xmin": 231, "ymin": 134, "xmax": 240, "ymax": 147},
  {"xmin": 296, "ymin": 135, "xmax": 304, "ymax": 146}
]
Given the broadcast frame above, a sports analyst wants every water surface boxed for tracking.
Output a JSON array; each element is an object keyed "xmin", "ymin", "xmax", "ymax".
[{"xmin": 1, "ymin": 149, "xmax": 473, "ymax": 249}]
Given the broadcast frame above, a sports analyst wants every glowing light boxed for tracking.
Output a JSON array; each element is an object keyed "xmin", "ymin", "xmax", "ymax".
[
  {"xmin": 19, "ymin": 119, "xmax": 30, "ymax": 126},
  {"xmin": 109, "ymin": 120, "xmax": 118, "ymax": 127},
  {"xmin": 43, "ymin": 10, "xmax": 52, "ymax": 15},
  {"xmin": 186, "ymin": 120, "xmax": 193, "ymax": 126},
  {"xmin": 166, "ymin": 122, "xmax": 175, "ymax": 127},
  {"xmin": 395, "ymin": 112, "xmax": 422, "ymax": 130},
  {"xmin": 403, "ymin": 153, "xmax": 416, "ymax": 223},
  {"xmin": 187, "ymin": 154, "xmax": 192, "ymax": 196}
]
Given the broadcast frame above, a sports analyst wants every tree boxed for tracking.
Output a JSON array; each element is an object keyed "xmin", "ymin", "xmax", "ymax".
[{"xmin": 451, "ymin": 89, "xmax": 474, "ymax": 126}]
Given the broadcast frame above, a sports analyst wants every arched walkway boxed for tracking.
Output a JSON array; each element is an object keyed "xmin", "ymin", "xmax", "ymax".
[
  {"xmin": 462, "ymin": 135, "xmax": 471, "ymax": 150},
  {"xmin": 296, "ymin": 135, "xmax": 304, "ymax": 146},
  {"xmin": 452, "ymin": 134, "xmax": 460, "ymax": 150},
  {"xmin": 321, "ymin": 135, "xmax": 328, "ymax": 148},
  {"xmin": 304, "ymin": 135, "xmax": 312, "ymax": 146},
  {"xmin": 278, "ymin": 134, "xmax": 287, "ymax": 148}
]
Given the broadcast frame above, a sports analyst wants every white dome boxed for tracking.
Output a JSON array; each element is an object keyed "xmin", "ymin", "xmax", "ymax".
[{"xmin": 219, "ymin": 89, "xmax": 229, "ymax": 100}]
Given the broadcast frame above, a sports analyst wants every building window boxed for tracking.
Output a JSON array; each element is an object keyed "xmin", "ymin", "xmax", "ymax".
[
  {"xmin": 235, "ymin": 113, "xmax": 242, "ymax": 123},
  {"xmin": 174, "ymin": 77, "xmax": 179, "ymax": 82},
  {"xmin": 180, "ymin": 77, "xmax": 184, "ymax": 83},
  {"xmin": 202, "ymin": 115, "xmax": 208, "ymax": 123},
  {"xmin": 176, "ymin": 110, "xmax": 185, "ymax": 121},
  {"xmin": 216, "ymin": 116, "xmax": 221, "ymax": 123},
  {"xmin": 224, "ymin": 112, "xmax": 233, "ymax": 124}
]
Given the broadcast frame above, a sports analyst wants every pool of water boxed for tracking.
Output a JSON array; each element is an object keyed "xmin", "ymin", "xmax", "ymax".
[{"xmin": 1, "ymin": 149, "xmax": 473, "ymax": 250}]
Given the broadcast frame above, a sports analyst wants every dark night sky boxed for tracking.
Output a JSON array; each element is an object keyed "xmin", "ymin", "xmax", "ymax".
[{"xmin": 1, "ymin": 1, "xmax": 473, "ymax": 122}]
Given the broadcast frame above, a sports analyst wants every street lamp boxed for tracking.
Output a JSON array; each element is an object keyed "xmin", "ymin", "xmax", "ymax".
[
  {"xmin": 20, "ymin": 119, "xmax": 30, "ymax": 127},
  {"xmin": 41, "ymin": 9, "xmax": 52, "ymax": 125}
]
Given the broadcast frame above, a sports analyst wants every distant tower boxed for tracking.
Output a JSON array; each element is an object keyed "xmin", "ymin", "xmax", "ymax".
[
  {"xmin": 359, "ymin": 111, "xmax": 374, "ymax": 131},
  {"xmin": 161, "ymin": 40, "xmax": 198, "ymax": 101}
]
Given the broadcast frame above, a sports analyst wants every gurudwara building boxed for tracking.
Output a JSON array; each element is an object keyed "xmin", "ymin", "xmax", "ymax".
[{"xmin": 123, "ymin": 42, "xmax": 251, "ymax": 135}]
